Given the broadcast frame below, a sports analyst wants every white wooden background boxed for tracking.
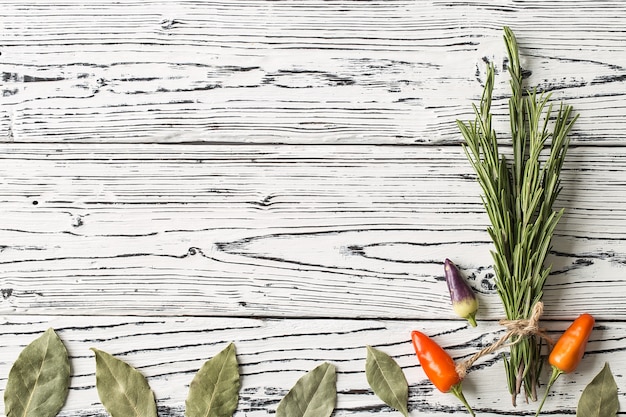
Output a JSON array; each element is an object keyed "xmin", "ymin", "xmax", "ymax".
[{"xmin": 1, "ymin": 1, "xmax": 626, "ymax": 416}]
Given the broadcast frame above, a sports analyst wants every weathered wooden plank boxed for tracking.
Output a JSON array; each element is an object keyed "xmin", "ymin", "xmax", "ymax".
[
  {"xmin": 2, "ymin": 4, "xmax": 624, "ymax": 417},
  {"xmin": 1, "ymin": 1, "xmax": 625, "ymax": 144},
  {"xmin": 0, "ymin": 143, "xmax": 624, "ymax": 319},
  {"xmin": 0, "ymin": 315, "xmax": 621, "ymax": 417}
]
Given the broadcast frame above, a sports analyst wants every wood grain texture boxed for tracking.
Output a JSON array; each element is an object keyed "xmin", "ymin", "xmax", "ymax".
[
  {"xmin": 0, "ymin": 143, "xmax": 624, "ymax": 319},
  {"xmin": 2, "ymin": 2, "xmax": 626, "ymax": 416},
  {"xmin": 0, "ymin": 316, "xmax": 623, "ymax": 417},
  {"xmin": 1, "ymin": 0, "xmax": 626, "ymax": 144}
]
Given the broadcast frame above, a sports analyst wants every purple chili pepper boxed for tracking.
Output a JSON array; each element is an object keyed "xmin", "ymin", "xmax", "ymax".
[{"xmin": 444, "ymin": 259, "xmax": 479, "ymax": 327}]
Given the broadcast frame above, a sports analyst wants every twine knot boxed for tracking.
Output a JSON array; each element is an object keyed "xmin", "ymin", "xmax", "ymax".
[
  {"xmin": 499, "ymin": 301, "xmax": 544, "ymax": 337},
  {"xmin": 455, "ymin": 302, "xmax": 552, "ymax": 379}
]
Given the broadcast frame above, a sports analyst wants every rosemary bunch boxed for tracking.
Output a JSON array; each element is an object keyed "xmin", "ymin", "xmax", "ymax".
[{"xmin": 457, "ymin": 27, "xmax": 578, "ymax": 405}]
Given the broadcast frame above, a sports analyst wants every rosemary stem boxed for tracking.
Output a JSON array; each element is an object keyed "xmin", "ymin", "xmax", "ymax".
[{"xmin": 457, "ymin": 26, "xmax": 577, "ymax": 405}]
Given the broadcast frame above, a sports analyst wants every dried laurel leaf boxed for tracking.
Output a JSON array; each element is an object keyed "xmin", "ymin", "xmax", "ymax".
[
  {"xmin": 186, "ymin": 342, "xmax": 240, "ymax": 417},
  {"xmin": 91, "ymin": 348, "xmax": 157, "ymax": 417},
  {"xmin": 365, "ymin": 346, "xmax": 409, "ymax": 417},
  {"xmin": 276, "ymin": 362, "xmax": 337, "ymax": 417},
  {"xmin": 4, "ymin": 328, "xmax": 70, "ymax": 417},
  {"xmin": 576, "ymin": 363, "xmax": 619, "ymax": 417}
]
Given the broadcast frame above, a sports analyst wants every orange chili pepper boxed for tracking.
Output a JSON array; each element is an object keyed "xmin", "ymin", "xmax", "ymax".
[
  {"xmin": 549, "ymin": 313, "xmax": 595, "ymax": 373},
  {"xmin": 411, "ymin": 330, "xmax": 475, "ymax": 416},
  {"xmin": 535, "ymin": 313, "xmax": 595, "ymax": 416}
]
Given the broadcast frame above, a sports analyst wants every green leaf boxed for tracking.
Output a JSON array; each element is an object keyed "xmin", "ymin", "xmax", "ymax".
[
  {"xmin": 365, "ymin": 346, "xmax": 409, "ymax": 417},
  {"xmin": 576, "ymin": 363, "xmax": 619, "ymax": 417},
  {"xmin": 4, "ymin": 328, "xmax": 70, "ymax": 417},
  {"xmin": 185, "ymin": 342, "xmax": 240, "ymax": 417},
  {"xmin": 276, "ymin": 362, "xmax": 337, "ymax": 417},
  {"xmin": 91, "ymin": 348, "xmax": 157, "ymax": 417}
]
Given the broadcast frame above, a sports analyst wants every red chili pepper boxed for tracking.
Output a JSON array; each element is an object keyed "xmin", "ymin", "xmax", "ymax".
[
  {"xmin": 411, "ymin": 331, "xmax": 475, "ymax": 416},
  {"xmin": 534, "ymin": 313, "xmax": 595, "ymax": 416}
]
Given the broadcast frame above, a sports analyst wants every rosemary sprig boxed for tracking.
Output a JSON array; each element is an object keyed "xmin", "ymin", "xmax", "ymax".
[{"xmin": 457, "ymin": 27, "xmax": 578, "ymax": 405}]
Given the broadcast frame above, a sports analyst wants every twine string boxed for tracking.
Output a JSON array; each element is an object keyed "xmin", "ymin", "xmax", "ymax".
[{"xmin": 455, "ymin": 302, "xmax": 553, "ymax": 379}]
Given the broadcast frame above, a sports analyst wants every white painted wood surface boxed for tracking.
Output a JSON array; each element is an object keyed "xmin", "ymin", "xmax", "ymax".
[
  {"xmin": 1, "ymin": 316, "xmax": 624, "ymax": 417},
  {"xmin": 1, "ymin": 1, "xmax": 626, "ymax": 416}
]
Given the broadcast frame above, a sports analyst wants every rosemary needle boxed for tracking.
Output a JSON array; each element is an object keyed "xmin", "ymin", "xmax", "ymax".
[{"xmin": 457, "ymin": 26, "xmax": 578, "ymax": 405}]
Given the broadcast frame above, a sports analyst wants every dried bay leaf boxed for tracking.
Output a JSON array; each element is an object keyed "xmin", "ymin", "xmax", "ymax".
[
  {"xmin": 185, "ymin": 342, "xmax": 240, "ymax": 417},
  {"xmin": 576, "ymin": 363, "xmax": 619, "ymax": 417},
  {"xmin": 276, "ymin": 362, "xmax": 337, "ymax": 417},
  {"xmin": 4, "ymin": 328, "xmax": 70, "ymax": 417},
  {"xmin": 91, "ymin": 348, "xmax": 157, "ymax": 417},
  {"xmin": 365, "ymin": 346, "xmax": 409, "ymax": 417}
]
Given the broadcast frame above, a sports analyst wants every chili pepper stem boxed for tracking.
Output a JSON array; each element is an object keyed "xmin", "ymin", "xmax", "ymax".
[
  {"xmin": 534, "ymin": 366, "xmax": 562, "ymax": 417},
  {"xmin": 450, "ymin": 383, "xmax": 475, "ymax": 416}
]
